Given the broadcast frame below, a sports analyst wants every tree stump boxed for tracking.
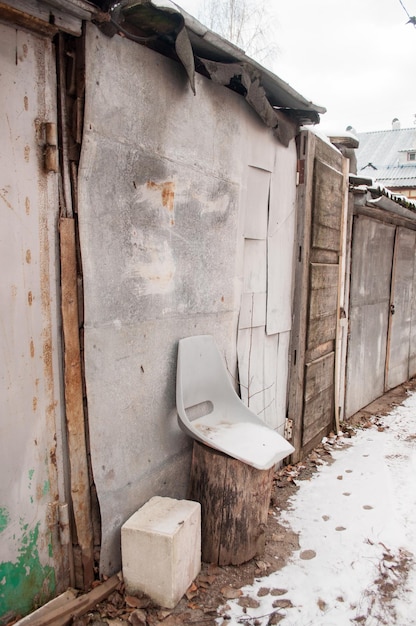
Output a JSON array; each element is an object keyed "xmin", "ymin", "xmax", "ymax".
[{"xmin": 188, "ymin": 441, "xmax": 275, "ymax": 565}]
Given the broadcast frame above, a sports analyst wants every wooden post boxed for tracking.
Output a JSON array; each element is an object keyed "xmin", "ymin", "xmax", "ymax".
[
  {"xmin": 60, "ymin": 217, "xmax": 94, "ymax": 590},
  {"xmin": 188, "ymin": 441, "xmax": 274, "ymax": 566}
]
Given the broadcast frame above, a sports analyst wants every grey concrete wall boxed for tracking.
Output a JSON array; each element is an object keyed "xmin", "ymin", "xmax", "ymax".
[{"xmin": 78, "ymin": 23, "xmax": 293, "ymax": 573}]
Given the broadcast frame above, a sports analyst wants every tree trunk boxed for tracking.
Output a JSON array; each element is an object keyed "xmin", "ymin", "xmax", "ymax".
[{"xmin": 188, "ymin": 441, "xmax": 274, "ymax": 565}]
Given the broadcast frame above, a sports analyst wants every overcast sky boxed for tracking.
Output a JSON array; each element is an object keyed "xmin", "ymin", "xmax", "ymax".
[{"xmin": 175, "ymin": 0, "xmax": 416, "ymax": 133}]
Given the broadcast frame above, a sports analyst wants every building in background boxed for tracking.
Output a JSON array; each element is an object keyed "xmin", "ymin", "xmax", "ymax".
[{"xmin": 355, "ymin": 119, "xmax": 416, "ymax": 201}]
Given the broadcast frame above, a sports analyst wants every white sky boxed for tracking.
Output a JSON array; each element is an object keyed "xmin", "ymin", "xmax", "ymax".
[
  {"xmin": 216, "ymin": 392, "xmax": 416, "ymax": 625},
  {"xmin": 175, "ymin": 0, "xmax": 416, "ymax": 133}
]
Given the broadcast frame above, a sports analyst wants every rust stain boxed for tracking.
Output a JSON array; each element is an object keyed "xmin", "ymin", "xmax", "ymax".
[
  {"xmin": 22, "ymin": 43, "xmax": 28, "ymax": 58},
  {"xmin": 147, "ymin": 181, "xmax": 175, "ymax": 213},
  {"xmin": 24, "ymin": 145, "xmax": 30, "ymax": 162},
  {"xmin": 32, "ymin": 397, "xmax": 38, "ymax": 412},
  {"xmin": 25, "ymin": 196, "xmax": 30, "ymax": 214},
  {"xmin": 28, "ymin": 291, "xmax": 33, "ymax": 306},
  {"xmin": 24, "ymin": 95, "xmax": 29, "ymax": 111},
  {"xmin": 26, "ymin": 249, "xmax": 31, "ymax": 264},
  {"xmin": 30, "ymin": 339, "xmax": 35, "ymax": 358}
]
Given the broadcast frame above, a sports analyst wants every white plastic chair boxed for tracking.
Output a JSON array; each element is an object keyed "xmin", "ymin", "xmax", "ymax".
[{"xmin": 176, "ymin": 335, "xmax": 294, "ymax": 470}]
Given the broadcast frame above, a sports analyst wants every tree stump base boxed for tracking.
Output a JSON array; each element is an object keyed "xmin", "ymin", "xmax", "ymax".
[{"xmin": 188, "ymin": 440, "xmax": 275, "ymax": 565}]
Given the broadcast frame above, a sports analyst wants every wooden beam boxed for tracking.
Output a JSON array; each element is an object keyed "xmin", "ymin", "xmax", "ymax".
[
  {"xmin": 17, "ymin": 574, "xmax": 120, "ymax": 626},
  {"xmin": 60, "ymin": 217, "xmax": 94, "ymax": 590}
]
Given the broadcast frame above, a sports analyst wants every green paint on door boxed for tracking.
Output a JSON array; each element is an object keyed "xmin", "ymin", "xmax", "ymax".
[
  {"xmin": 0, "ymin": 509, "xmax": 9, "ymax": 534},
  {"xmin": 0, "ymin": 521, "xmax": 56, "ymax": 624}
]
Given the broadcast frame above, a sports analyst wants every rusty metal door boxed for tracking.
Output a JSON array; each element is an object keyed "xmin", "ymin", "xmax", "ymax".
[
  {"xmin": 289, "ymin": 131, "xmax": 347, "ymax": 460},
  {"xmin": 0, "ymin": 23, "xmax": 70, "ymax": 622}
]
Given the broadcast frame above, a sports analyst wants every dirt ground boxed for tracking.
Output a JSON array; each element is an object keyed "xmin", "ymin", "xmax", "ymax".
[{"xmin": 65, "ymin": 379, "xmax": 416, "ymax": 626}]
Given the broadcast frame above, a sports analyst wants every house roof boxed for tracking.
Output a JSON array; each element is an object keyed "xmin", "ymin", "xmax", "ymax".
[{"xmin": 356, "ymin": 127, "xmax": 416, "ymax": 189}]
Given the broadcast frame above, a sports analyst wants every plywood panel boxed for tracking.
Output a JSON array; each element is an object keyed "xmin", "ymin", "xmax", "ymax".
[
  {"xmin": 239, "ymin": 292, "xmax": 267, "ymax": 329},
  {"xmin": 237, "ymin": 329, "xmax": 289, "ymax": 431},
  {"xmin": 244, "ymin": 166, "xmax": 270, "ymax": 239},
  {"xmin": 386, "ymin": 228, "xmax": 416, "ymax": 389},
  {"xmin": 266, "ymin": 139, "xmax": 297, "ymax": 335},
  {"xmin": 243, "ymin": 239, "xmax": 267, "ymax": 293}
]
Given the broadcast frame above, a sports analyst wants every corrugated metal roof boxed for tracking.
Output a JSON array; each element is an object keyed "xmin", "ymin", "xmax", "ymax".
[{"xmin": 356, "ymin": 127, "xmax": 416, "ymax": 188}]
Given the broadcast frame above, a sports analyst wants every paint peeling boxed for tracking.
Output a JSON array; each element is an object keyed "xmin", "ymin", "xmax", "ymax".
[
  {"xmin": 25, "ymin": 249, "xmax": 31, "ymax": 264},
  {"xmin": 24, "ymin": 145, "xmax": 30, "ymax": 162},
  {"xmin": 28, "ymin": 291, "xmax": 33, "ymax": 306},
  {"xmin": 0, "ymin": 521, "xmax": 56, "ymax": 621},
  {"xmin": 0, "ymin": 509, "xmax": 9, "ymax": 534},
  {"xmin": 30, "ymin": 339, "xmax": 35, "ymax": 358},
  {"xmin": 25, "ymin": 197, "xmax": 30, "ymax": 215}
]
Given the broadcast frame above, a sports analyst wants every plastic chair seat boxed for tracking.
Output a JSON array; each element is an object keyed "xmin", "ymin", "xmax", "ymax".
[{"xmin": 176, "ymin": 335, "xmax": 294, "ymax": 470}]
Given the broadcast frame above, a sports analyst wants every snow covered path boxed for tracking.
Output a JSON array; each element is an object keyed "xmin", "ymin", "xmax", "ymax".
[{"xmin": 217, "ymin": 392, "xmax": 416, "ymax": 625}]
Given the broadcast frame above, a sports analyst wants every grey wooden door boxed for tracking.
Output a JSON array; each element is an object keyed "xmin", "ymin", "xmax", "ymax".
[
  {"xmin": 386, "ymin": 228, "xmax": 416, "ymax": 389},
  {"xmin": 289, "ymin": 131, "xmax": 346, "ymax": 460},
  {"xmin": 345, "ymin": 217, "xmax": 396, "ymax": 417}
]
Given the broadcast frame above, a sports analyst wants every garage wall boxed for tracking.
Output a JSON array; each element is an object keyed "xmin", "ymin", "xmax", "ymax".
[{"xmin": 78, "ymin": 24, "xmax": 297, "ymax": 573}]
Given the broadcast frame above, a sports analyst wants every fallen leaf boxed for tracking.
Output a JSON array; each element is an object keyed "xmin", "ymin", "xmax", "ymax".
[
  {"xmin": 126, "ymin": 595, "xmax": 146, "ymax": 609},
  {"xmin": 128, "ymin": 609, "xmax": 147, "ymax": 626},
  {"xmin": 221, "ymin": 586, "xmax": 243, "ymax": 599}
]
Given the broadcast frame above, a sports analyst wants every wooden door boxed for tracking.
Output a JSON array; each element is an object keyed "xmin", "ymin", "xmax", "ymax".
[
  {"xmin": 386, "ymin": 228, "xmax": 416, "ymax": 389},
  {"xmin": 345, "ymin": 217, "xmax": 396, "ymax": 417},
  {"xmin": 289, "ymin": 131, "xmax": 347, "ymax": 460}
]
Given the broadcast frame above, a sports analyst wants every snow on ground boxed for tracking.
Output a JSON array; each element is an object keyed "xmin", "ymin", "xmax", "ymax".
[{"xmin": 217, "ymin": 391, "xmax": 416, "ymax": 625}]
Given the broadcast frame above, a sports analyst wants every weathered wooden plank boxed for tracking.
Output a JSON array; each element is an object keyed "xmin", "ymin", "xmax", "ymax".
[
  {"xmin": 310, "ymin": 249, "xmax": 339, "ymax": 264},
  {"xmin": 307, "ymin": 263, "xmax": 339, "ymax": 349},
  {"xmin": 302, "ymin": 386, "xmax": 334, "ymax": 445},
  {"xmin": 312, "ymin": 159, "xmax": 343, "ymax": 252},
  {"xmin": 18, "ymin": 575, "xmax": 120, "ymax": 626},
  {"xmin": 60, "ymin": 217, "xmax": 94, "ymax": 590},
  {"xmin": 288, "ymin": 131, "xmax": 316, "ymax": 462},
  {"xmin": 188, "ymin": 442, "xmax": 274, "ymax": 566},
  {"xmin": 305, "ymin": 339, "xmax": 334, "ymax": 364},
  {"xmin": 304, "ymin": 352, "xmax": 335, "ymax": 403}
]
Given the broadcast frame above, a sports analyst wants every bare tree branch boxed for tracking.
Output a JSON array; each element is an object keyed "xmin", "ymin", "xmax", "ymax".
[{"xmin": 199, "ymin": 0, "xmax": 279, "ymax": 65}]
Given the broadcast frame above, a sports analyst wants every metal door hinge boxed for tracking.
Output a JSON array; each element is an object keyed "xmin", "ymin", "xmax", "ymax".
[
  {"xmin": 284, "ymin": 418, "xmax": 293, "ymax": 440},
  {"xmin": 44, "ymin": 122, "xmax": 58, "ymax": 172},
  {"xmin": 297, "ymin": 159, "xmax": 305, "ymax": 185}
]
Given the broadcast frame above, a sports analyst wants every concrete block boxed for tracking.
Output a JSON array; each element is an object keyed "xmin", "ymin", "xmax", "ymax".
[{"xmin": 121, "ymin": 496, "xmax": 201, "ymax": 608}]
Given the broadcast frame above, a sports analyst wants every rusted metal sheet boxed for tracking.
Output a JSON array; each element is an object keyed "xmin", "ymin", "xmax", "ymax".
[
  {"xmin": 0, "ymin": 23, "xmax": 68, "ymax": 622},
  {"xmin": 60, "ymin": 217, "xmax": 94, "ymax": 590}
]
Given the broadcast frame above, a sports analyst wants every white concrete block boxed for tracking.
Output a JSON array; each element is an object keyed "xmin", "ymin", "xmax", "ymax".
[{"xmin": 121, "ymin": 496, "xmax": 201, "ymax": 608}]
